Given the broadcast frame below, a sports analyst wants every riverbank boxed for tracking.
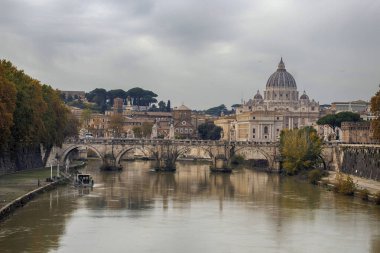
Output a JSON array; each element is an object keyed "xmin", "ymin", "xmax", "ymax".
[
  {"xmin": 0, "ymin": 179, "xmax": 67, "ymax": 222},
  {"xmin": 0, "ymin": 167, "xmax": 52, "ymax": 209},
  {"xmin": 320, "ymin": 171, "xmax": 380, "ymax": 203},
  {"xmin": 0, "ymin": 161, "xmax": 85, "ymax": 222}
]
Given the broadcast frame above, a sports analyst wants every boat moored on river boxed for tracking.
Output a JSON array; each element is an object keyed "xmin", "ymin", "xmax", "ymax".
[{"xmin": 74, "ymin": 174, "xmax": 94, "ymax": 187}]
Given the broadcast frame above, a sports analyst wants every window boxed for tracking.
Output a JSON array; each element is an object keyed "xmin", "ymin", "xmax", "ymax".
[
  {"xmin": 276, "ymin": 117, "xmax": 279, "ymax": 120},
  {"xmin": 253, "ymin": 135, "xmax": 255, "ymax": 138},
  {"xmin": 175, "ymin": 128, "xmax": 179, "ymax": 133},
  {"xmin": 253, "ymin": 116, "xmax": 256, "ymax": 120},
  {"xmin": 185, "ymin": 128, "xmax": 188, "ymax": 133},
  {"xmin": 189, "ymin": 129, "xmax": 193, "ymax": 133},
  {"xmin": 253, "ymin": 128, "xmax": 256, "ymax": 133},
  {"xmin": 180, "ymin": 128, "xmax": 183, "ymax": 133},
  {"xmin": 264, "ymin": 126, "xmax": 268, "ymax": 134}
]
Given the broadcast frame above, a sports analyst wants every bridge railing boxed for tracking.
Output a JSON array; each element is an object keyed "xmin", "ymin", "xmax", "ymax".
[{"xmin": 64, "ymin": 138, "xmax": 279, "ymax": 146}]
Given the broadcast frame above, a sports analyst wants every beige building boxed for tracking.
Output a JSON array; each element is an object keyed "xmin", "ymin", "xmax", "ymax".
[
  {"xmin": 173, "ymin": 104, "xmax": 196, "ymax": 139},
  {"xmin": 341, "ymin": 121, "xmax": 374, "ymax": 144},
  {"xmin": 331, "ymin": 100, "xmax": 369, "ymax": 113},
  {"xmin": 216, "ymin": 58, "xmax": 320, "ymax": 142}
]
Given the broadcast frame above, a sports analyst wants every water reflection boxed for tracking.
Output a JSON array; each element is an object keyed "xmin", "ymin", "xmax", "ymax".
[
  {"xmin": 83, "ymin": 161, "xmax": 283, "ymax": 211},
  {"xmin": 0, "ymin": 160, "xmax": 379, "ymax": 253}
]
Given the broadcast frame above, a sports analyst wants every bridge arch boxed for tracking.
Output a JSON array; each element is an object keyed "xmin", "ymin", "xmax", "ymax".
[
  {"xmin": 115, "ymin": 146, "xmax": 153, "ymax": 165},
  {"xmin": 60, "ymin": 144, "xmax": 103, "ymax": 164},
  {"xmin": 233, "ymin": 146, "xmax": 275, "ymax": 168},
  {"xmin": 176, "ymin": 146, "xmax": 214, "ymax": 160}
]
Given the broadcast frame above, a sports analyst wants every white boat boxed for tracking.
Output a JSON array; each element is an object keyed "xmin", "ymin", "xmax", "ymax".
[{"xmin": 74, "ymin": 174, "xmax": 94, "ymax": 187}]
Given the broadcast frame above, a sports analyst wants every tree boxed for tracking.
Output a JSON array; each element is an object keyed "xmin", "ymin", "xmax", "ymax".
[
  {"xmin": 141, "ymin": 122, "xmax": 153, "ymax": 138},
  {"xmin": 125, "ymin": 87, "xmax": 158, "ymax": 106},
  {"xmin": 86, "ymin": 88, "xmax": 108, "ymax": 112},
  {"xmin": 370, "ymin": 88, "xmax": 380, "ymax": 140},
  {"xmin": 2, "ymin": 65, "xmax": 48, "ymax": 145},
  {"xmin": 0, "ymin": 59, "xmax": 75, "ymax": 152},
  {"xmin": 0, "ymin": 75, "xmax": 17, "ymax": 150},
  {"xmin": 81, "ymin": 109, "xmax": 92, "ymax": 131},
  {"xmin": 107, "ymin": 89, "xmax": 127, "ymax": 105},
  {"xmin": 63, "ymin": 113, "xmax": 80, "ymax": 138},
  {"xmin": 132, "ymin": 126, "xmax": 142, "ymax": 138},
  {"xmin": 109, "ymin": 114, "xmax": 124, "ymax": 137},
  {"xmin": 166, "ymin": 100, "xmax": 171, "ymax": 112},
  {"xmin": 205, "ymin": 104, "xmax": 227, "ymax": 116},
  {"xmin": 41, "ymin": 85, "xmax": 70, "ymax": 148},
  {"xmin": 198, "ymin": 122, "xmax": 222, "ymax": 140},
  {"xmin": 158, "ymin": 101, "xmax": 166, "ymax": 111},
  {"xmin": 280, "ymin": 127, "xmax": 323, "ymax": 175},
  {"xmin": 317, "ymin": 111, "xmax": 361, "ymax": 129}
]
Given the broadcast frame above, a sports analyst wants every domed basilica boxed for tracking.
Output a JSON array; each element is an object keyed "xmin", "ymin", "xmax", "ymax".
[{"xmin": 216, "ymin": 58, "xmax": 320, "ymax": 142}]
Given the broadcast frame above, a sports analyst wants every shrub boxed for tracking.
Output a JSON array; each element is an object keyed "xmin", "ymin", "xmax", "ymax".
[
  {"xmin": 335, "ymin": 173, "xmax": 356, "ymax": 195},
  {"xmin": 357, "ymin": 188, "xmax": 369, "ymax": 200},
  {"xmin": 230, "ymin": 155, "xmax": 245, "ymax": 165},
  {"xmin": 308, "ymin": 169, "xmax": 323, "ymax": 184},
  {"xmin": 374, "ymin": 192, "xmax": 380, "ymax": 205}
]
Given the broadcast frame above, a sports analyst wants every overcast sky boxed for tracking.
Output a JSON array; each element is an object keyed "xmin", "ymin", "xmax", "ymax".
[{"xmin": 1, "ymin": 0, "xmax": 379, "ymax": 109}]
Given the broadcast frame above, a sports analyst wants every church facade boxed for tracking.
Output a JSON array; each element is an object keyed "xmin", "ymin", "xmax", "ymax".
[{"xmin": 216, "ymin": 58, "xmax": 320, "ymax": 142}]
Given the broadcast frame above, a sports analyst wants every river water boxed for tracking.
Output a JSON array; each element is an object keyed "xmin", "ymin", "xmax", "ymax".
[{"xmin": 1, "ymin": 160, "xmax": 380, "ymax": 253}]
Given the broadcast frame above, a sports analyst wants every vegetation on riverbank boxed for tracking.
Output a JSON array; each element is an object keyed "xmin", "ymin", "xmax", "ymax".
[
  {"xmin": 334, "ymin": 172, "xmax": 356, "ymax": 195},
  {"xmin": 0, "ymin": 60, "xmax": 79, "ymax": 150},
  {"xmin": 230, "ymin": 154, "xmax": 245, "ymax": 166},
  {"xmin": 280, "ymin": 127, "xmax": 323, "ymax": 175},
  {"xmin": 0, "ymin": 60, "xmax": 79, "ymax": 171}
]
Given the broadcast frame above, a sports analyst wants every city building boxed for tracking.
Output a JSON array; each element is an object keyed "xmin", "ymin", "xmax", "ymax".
[
  {"xmin": 331, "ymin": 100, "xmax": 369, "ymax": 113},
  {"xmin": 113, "ymin": 98, "xmax": 124, "ymax": 114},
  {"xmin": 341, "ymin": 121, "xmax": 373, "ymax": 143},
  {"xmin": 67, "ymin": 105, "xmax": 84, "ymax": 120},
  {"xmin": 216, "ymin": 58, "xmax": 320, "ymax": 142},
  {"xmin": 173, "ymin": 104, "xmax": 196, "ymax": 139}
]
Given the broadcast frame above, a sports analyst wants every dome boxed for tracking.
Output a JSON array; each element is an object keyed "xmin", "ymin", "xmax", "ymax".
[
  {"xmin": 254, "ymin": 90, "xmax": 263, "ymax": 100},
  {"xmin": 266, "ymin": 58, "xmax": 297, "ymax": 89},
  {"xmin": 300, "ymin": 91, "xmax": 309, "ymax": 100}
]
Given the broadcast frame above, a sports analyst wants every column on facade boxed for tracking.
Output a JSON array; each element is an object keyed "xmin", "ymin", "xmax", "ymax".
[
  {"xmin": 248, "ymin": 123, "xmax": 252, "ymax": 141},
  {"xmin": 236, "ymin": 124, "xmax": 239, "ymax": 141},
  {"xmin": 268, "ymin": 124, "xmax": 271, "ymax": 141},
  {"xmin": 298, "ymin": 117, "xmax": 301, "ymax": 128},
  {"xmin": 258, "ymin": 124, "xmax": 261, "ymax": 141}
]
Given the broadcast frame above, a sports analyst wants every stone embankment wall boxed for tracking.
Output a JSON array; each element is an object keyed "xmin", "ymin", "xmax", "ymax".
[
  {"xmin": 0, "ymin": 145, "xmax": 43, "ymax": 176},
  {"xmin": 0, "ymin": 180, "xmax": 65, "ymax": 222},
  {"xmin": 341, "ymin": 146, "xmax": 380, "ymax": 181}
]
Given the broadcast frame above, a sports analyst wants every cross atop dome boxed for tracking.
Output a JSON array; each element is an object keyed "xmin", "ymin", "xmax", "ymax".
[{"xmin": 277, "ymin": 57, "xmax": 286, "ymax": 71}]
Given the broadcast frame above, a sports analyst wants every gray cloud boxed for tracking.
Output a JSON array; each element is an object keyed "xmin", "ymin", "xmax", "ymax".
[{"xmin": 1, "ymin": 0, "xmax": 379, "ymax": 109}]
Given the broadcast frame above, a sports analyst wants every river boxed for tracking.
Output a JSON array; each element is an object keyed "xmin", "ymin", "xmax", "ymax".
[{"xmin": 0, "ymin": 160, "xmax": 379, "ymax": 253}]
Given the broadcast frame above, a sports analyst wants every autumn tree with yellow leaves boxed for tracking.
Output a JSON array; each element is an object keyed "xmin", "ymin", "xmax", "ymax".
[{"xmin": 280, "ymin": 127, "xmax": 323, "ymax": 175}]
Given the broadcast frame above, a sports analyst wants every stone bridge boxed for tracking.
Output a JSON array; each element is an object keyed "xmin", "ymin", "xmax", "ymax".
[{"xmin": 45, "ymin": 138, "xmax": 281, "ymax": 171}]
